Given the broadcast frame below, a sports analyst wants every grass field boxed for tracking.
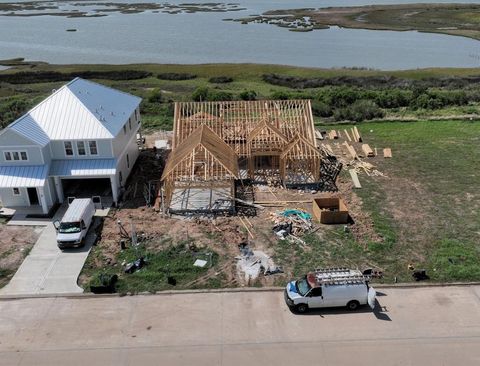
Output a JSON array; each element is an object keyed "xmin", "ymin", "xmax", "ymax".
[{"xmin": 280, "ymin": 120, "xmax": 480, "ymax": 283}]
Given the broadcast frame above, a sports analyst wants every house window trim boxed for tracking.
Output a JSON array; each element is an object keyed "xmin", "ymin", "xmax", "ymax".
[
  {"xmin": 76, "ymin": 141, "xmax": 86, "ymax": 156},
  {"xmin": 64, "ymin": 141, "xmax": 74, "ymax": 157},
  {"xmin": 123, "ymin": 124, "xmax": 127, "ymax": 135},
  {"xmin": 88, "ymin": 141, "xmax": 98, "ymax": 155},
  {"xmin": 129, "ymin": 118, "xmax": 132, "ymax": 131},
  {"xmin": 12, "ymin": 187, "xmax": 20, "ymax": 196},
  {"xmin": 4, "ymin": 150, "xmax": 28, "ymax": 162},
  {"xmin": 126, "ymin": 154, "xmax": 130, "ymax": 169}
]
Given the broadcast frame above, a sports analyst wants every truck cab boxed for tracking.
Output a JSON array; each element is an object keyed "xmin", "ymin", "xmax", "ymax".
[{"xmin": 284, "ymin": 268, "xmax": 376, "ymax": 313}]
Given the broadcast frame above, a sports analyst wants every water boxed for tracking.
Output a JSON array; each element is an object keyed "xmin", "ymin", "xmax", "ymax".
[{"xmin": 0, "ymin": 0, "xmax": 479, "ymax": 69}]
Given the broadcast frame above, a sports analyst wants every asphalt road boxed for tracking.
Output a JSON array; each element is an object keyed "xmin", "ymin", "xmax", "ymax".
[{"xmin": 1, "ymin": 285, "xmax": 480, "ymax": 366}]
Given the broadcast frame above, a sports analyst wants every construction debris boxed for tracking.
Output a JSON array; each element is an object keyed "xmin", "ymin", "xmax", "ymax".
[
  {"xmin": 383, "ymin": 148, "xmax": 392, "ymax": 158},
  {"xmin": 236, "ymin": 243, "xmax": 283, "ymax": 283},
  {"xmin": 271, "ymin": 209, "xmax": 313, "ymax": 239}
]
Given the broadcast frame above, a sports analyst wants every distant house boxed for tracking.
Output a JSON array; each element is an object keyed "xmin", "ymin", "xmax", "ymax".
[{"xmin": 0, "ymin": 78, "xmax": 142, "ymax": 214}]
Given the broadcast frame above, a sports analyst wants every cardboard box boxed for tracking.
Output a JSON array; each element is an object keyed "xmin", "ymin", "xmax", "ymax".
[{"xmin": 312, "ymin": 197, "xmax": 349, "ymax": 224}]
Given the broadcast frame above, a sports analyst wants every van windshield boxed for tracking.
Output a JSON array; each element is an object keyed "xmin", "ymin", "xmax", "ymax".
[
  {"xmin": 59, "ymin": 222, "xmax": 81, "ymax": 234},
  {"xmin": 296, "ymin": 278, "xmax": 311, "ymax": 296}
]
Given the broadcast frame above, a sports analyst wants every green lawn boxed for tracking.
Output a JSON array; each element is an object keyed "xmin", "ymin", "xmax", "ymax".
[{"xmin": 275, "ymin": 120, "xmax": 480, "ymax": 283}]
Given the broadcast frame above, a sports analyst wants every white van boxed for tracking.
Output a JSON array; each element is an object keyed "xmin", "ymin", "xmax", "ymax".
[
  {"xmin": 54, "ymin": 198, "xmax": 96, "ymax": 249},
  {"xmin": 284, "ymin": 268, "xmax": 376, "ymax": 313}
]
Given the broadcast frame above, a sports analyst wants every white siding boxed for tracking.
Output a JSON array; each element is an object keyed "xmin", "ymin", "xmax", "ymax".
[
  {"xmin": 112, "ymin": 109, "xmax": 140, "ymax": 157},
  {"xmin": 0, "ymin": 187, "xmax": 30, "ymax": 207},
  {"xmin": 0, "ymin": 146, "xmax": 44, "ymax": 165},
  {"xmin": 116, "ymin": 129, "xmax": 140, "ymax": 188},
  {"xmin": 49, "ymin": 139, "xmax": 113, "ymax": 159}
]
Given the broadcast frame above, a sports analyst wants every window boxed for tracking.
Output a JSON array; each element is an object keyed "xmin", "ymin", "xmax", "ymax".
[
  {"xmin": 129, "ymin": 118, "xmax": 132, "ymax": 130},
  {"xmin": 126, "ymin": 154, "xmax": 130, "ymax": 169},
  {"xmin": 64, "ymin": 141, "xmax": 73, "ymax": 156},
  {"xmin": 12, "ymin": 187, "xmax": 20, "ymax": 195},
  {"xmin": 309, "ymin": 287, "xmax": 322, "ymax": 297},
  {"xmin": 89, "ymin": 141, "xmax": 98, "ymax": 155},
  {"xmin": 77, "ymin": 141, "xmax": 86, "ymax": 156},
  {"xmin": 119, "ymin": 171, "xmax": 123, "ymax": 184},
  {"xmin": 135, "ymin": 109, "xmax": 139, "ymax": 121},
  {"xmin": 123, "ymin": 125, "xmax": 127, "ymax": 135},
  {"xmin": 4, "ymin": 151, "xmax": 28, "ymax": 161}
]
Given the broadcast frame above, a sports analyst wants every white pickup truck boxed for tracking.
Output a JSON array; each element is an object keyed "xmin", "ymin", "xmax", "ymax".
[{"xmin": 284, "ymin": 268, "xmax": 376, "ymax": 313}]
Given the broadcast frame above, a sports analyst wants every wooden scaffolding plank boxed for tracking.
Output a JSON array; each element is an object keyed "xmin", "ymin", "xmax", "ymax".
[
  {"xmin": 349, "ymin": 169, "xmax": 362, "ymax": 188},
  {"xmin": 353, "ymin": 126, "xmax": 362, "ymax": 142},
  {"xmin": 383, "ymin": 148, "xmax": 392, "ymax": 158}
]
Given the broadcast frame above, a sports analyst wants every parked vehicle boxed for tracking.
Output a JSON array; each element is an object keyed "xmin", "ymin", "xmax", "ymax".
[
  {"xmin": 284, "ymin": 268, "xmax": 376, "ymax": 313},
  {"xmin": 54, "ymin": 198, "xmax": 95, "ymax": 249}
]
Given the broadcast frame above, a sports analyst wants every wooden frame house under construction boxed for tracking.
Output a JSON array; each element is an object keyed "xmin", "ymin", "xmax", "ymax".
[{"xmin": 161, "ymin": 100, "xmax": 323, "ymax": 214}]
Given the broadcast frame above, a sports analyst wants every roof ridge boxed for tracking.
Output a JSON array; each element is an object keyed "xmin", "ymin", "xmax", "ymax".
[{"xmin": 72, "ymin": 77, "xmax": 141, "ymax": 103}]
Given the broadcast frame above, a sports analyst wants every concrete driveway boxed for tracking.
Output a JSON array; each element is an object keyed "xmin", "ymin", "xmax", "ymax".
[
  {"xmin": 0, "ymin": 206, "xmax": 101, "ymax": 296},
  {"xmin": 0, "ymin": 285, "xmax": 479, "ymax": 365}
]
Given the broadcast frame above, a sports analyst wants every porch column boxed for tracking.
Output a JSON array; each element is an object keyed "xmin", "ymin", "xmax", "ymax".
[
  {"xmin": 53, "ymin": 176, "xmax": 64, "ymax": 203},
  {"xmin": 110, "ymin": 175, "xmax": 118, "ymax": 205},
  {"xmin": 38, "ymin": 187, "xmax": 48, "ymax": 214}
]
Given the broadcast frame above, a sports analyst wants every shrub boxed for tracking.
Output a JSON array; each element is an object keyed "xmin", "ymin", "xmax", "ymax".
[
  {"xmin": 147, "ymin": 89, "xmax": 163, "ymax": 104},
  {"xmin": 157, "ymin": 73, "xmax": 196, "ymax": 81},
  {"xmin": 192, "ymin": 87, "xmax": 210, "ymax": 102},
  {"xmin": 239, "ymin": 90, "xmax": 257, "ymax": 101},
  {"xmin": 208, "ymin": 76, "xmax": 233, "ymax": 84},
  {"xmin": 311, "ymin": 100, "xmax": 332, "ymax": 117},
  {"xmin": 334, "ymin": 100, "xmax": 384, "ymax": 122},
  {"xmin": 208, "ymin": 90, "xmax": 233, "ymax": 101}
]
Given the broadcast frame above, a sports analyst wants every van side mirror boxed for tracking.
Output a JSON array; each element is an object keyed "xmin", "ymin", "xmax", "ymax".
[{"xmin": 53, "ymin": 220, "xmax": 60, "ymax": 231}]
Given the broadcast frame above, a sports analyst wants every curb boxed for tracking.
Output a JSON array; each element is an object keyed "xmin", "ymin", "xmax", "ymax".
[{"xmin": 1, "ymin": 281, "xmax": 480, "ymax": 301}]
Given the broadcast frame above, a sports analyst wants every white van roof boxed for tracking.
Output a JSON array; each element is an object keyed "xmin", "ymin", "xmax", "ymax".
[{"xmin": 62, "ymin": 198, "xmax": 93, "ymax": 222}]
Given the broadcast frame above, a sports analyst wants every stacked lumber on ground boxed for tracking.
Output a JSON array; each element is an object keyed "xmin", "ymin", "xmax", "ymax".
[
  {"xmin": 362, "ymin": 144, "xmax": 374, "ymax": 157},
  {"xmin": 342, "ymin": 142, "xmax": 359, "ymax": 160},
  {"xmin": 343, "ymin": 129, "xmax": 352, "ymax": 142},
  {"xmin": 383, "ymin": 148, "xmax": 392, "ymax": 158},
  {"xmin": 328, "ymin": 130, "xmax": 338, "ymax": 139},
  {"xmin": 315, "ymin": 129, "xmax": 324, "ymax": 140},
  {"xmin": 349, "ymin": 126, "xmax": 362, "ymax": 142}
]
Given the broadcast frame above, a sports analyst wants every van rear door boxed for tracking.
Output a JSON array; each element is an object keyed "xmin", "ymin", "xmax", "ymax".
[{"xmin": 368, "ymin": 287, "xmax": 376, "ymax": 309}]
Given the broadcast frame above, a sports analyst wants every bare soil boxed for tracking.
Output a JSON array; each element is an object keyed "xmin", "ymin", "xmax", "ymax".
[{"xmin": 0, "ymin": 224, "xmax": 41, "ymax": 288}]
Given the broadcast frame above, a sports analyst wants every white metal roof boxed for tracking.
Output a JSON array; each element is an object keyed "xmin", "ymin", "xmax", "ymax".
[
  {"xmin": 50, "ymin": 159, "xmax": 117, "ymax": 177},
  {"xmin": 6, "ymin": 78, "xmax": 141, "ymax": 143},
  {"xmin": 0, "ymin": 165, "xmax": 48, "ymax": 188},
  {"xmin": 63, "ymin": 198, "xmax": 93, "ymax": 222}
]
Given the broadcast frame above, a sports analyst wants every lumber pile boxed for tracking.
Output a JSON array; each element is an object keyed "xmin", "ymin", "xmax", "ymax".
[
  {"xmin": 383, "ymin": 148, "xmax": 392, "ymax": 158},
  {"xmin": 353, "ymin": 161, "xmax": 386, "ymax": 177},
  {"xmin": 350, "ymin": 126, "xmax": 362, "ymax": 142},
  {"xmin": 342, "ymin": 142, "xmax": 359, "ymax": 160},
  {"xmin": 343, "ymin": 129, "xmax": 352, "ymax": 142},
  {"xmin": 362, "ymin": 144, "xmax": 374, "ymax": 157}
]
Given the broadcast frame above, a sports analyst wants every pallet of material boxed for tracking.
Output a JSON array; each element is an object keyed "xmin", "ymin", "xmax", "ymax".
[
  {"xmin": 361, "ymin": 144, "xmax": 374, "ymax": 157},
  {"xmin": 383, "ymin": 148, "xmax": 392, "ymax": 158},
  {"xmin": 312, "ymin": 197, "xmax": 349, "ymax": 224},
  {"xmin": 315, "ymin": 129, "xmax": 324, "ymax": 140},
  {"xmin": 349, "ymin": 169, "xmax": 362, "ymax": 188}
]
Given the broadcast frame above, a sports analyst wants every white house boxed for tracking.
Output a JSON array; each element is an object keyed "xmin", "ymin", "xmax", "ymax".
[{"xmin": 0, "ymin": 77, "xmax": 142, "ymax": 214}]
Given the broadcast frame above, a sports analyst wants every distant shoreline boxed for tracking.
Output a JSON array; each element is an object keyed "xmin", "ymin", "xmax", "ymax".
[{"xmin": 230, "ymin": 3, "xmax": 480, "ymax": 41}]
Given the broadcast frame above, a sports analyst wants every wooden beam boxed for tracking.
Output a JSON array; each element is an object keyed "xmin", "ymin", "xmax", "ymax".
[
  {"xmin": 349, "ymin": 169, "xmax": 362, "ymax": 188},
  {"xmin": 383, "ymin": 148, "xmax": 392, "ymax": 158},
  {"xmin": 362, "ymin": 144, "xmax": 374, "ymax": 157},
  {"xmin": 344, "ymin": 129, "xmax": 352, "ymax": 142}
]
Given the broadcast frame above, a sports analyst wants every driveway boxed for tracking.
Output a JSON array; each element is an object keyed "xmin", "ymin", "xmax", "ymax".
[
  {"xmin": 0, "ymin": 206, "xmax": 100, "ymax": 296},
  {"xmin": 0, "ymin": 286, "xmax": 479, "ymax": 365}
]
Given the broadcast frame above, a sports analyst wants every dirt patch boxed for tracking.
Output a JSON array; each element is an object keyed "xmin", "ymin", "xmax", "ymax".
[{"xmin": 0, "ymin": 224, "xmax": 42, "ymax": 287}]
